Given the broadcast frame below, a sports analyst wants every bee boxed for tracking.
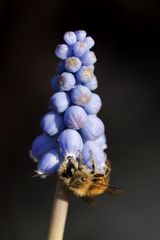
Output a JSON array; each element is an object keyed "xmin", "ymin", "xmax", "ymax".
[{"xmin": 58, "ymin": 153, "xmax": 124, "ymax": 204}]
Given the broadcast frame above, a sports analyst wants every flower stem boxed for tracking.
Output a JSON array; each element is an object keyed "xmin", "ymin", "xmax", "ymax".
[{"xmin": 48, "ymin": 182, "xmax": 69, "ymax": 240}]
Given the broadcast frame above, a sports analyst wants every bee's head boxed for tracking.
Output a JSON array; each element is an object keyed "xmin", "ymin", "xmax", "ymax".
[{"xmin": 64, "ymin": 156, "xmax": 77, "ymax": 177}]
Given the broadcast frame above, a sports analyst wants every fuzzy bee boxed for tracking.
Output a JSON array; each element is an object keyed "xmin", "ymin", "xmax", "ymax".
[
  {"xmin": 58, "ymin": 154, "xmax": 124, "ymax": 204},
  {"xmin": 32, "ymin": 130, "xmax": 124, "ymax": 204}
]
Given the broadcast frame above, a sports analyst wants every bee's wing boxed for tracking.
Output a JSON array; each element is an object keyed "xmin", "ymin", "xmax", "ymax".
[
  {"xmin": 82, "ymin": 196, "xmax": 97, "ymax": 206},
  {"xmin": 106, "ymin": 186, "xmax": 125, "ymax": 196}
]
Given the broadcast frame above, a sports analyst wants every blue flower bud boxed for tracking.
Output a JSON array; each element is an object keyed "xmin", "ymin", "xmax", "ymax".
[
  {"xmin": 65, "ymin": 57, "xmax": 82, "ymax": 73},
  {"xmin": 30, "ymin": 134, "xmax": 57, "ymax": 162},
  {"xmin": 71, "ymin": 85, "xmax": 92, "ymax": 106},
  {"xmin": 64, "ymin": 105, "xmax": 87, "ymax": 130},
  {"xmin": 73, "ymin": 42, "xmax": 88, "ymax": 57},
  {"xmin": 49, "ymin": 92, "xmax": 70, "ymax": 113},
  {"xmin": 64, "ymin": 31, "xmax": 77, "ymax": 46},
  {"xmin": 81, "ymin": 51, "xmax": 97, "ymax": 66},
  {"xmin": 94, "ymin": 134, "xmax": 107, "ymax": 150},
  {"xmin": 83, "ymin": 75, "xmax": 98, "ymax": 91},
  {"xmin": 40, "ymin": 112, "xmax": 64, "ymax": 136},
  {"xmin": 80, "ymin": 115, "xmax": 105, "ymax": 140},
  {"xmin": 55, "ymin": 44, "xmax": 72, "ymax": 60},
  {"xmin": 82, "ymin": 141, "xmax": 106, "ymax": 173},
  {"xmin": 75, "ymin": 66, "xmax": 94, "ymax": 83},
  {"xmin": 84, "ymin": 36, "xmax": 95, "ymax": 49},
  {"xmin": 83, "ymin": 93, "xmax": 102, "ymax": 114},
  {"xmin": 59, "ymin": 129, "xmax": 83, "ymax": 158},
  {"xmin": 56, "ymin": 61, "xmax": 65, "ymax": 74},
  {"xmin": 57, "ymin": 72, "xmax": 76, "ymax": 91},
  {"xmin": 50, "ymin": 75, "xmax": 60, "ymax": 92},
  {"xmin": 37, "ymin": 150, "xmax": 59, "ymax": 175},
  {"xmin": 75, "ymin": 30, "xmax": 87, "ymax": 41}
]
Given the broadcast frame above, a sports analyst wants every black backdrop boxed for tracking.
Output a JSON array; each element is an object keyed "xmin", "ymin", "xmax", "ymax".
[{"xmin": 1, "ymin": 0, "xmax": 160, "ymax": 239}]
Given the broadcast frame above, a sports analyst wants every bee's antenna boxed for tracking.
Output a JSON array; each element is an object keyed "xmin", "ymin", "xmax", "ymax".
[{"xmin": 77, "ymin": 150, "xmax": 83, "ymax": 170}]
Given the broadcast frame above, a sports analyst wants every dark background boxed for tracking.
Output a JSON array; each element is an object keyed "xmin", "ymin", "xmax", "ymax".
[{"xmin": 1, "ymin": 0, "xmax": 160, "ymax": 239}]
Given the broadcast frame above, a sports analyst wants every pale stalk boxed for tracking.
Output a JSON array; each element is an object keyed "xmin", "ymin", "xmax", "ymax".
[{"xmin": 48, "ymin": 182, "xmax": 69, "ymax": 240}]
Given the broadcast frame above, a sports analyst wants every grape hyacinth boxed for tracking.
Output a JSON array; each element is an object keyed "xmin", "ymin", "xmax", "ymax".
[{"xmin": 30, "ymin": 30, "xmax": 107, "ymax": 176}]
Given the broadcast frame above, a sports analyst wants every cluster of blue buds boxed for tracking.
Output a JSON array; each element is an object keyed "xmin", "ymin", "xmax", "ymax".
[{"xmin": 30, "ymin": 30, "xmax": 107, "ymax": 176}]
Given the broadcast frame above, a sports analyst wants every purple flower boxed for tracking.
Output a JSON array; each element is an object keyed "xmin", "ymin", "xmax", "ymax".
[
  {"xmin": 65, "ymin": 57, "xmax": 82, "ymax": 73},
  {"xmin": 55, "ymin": 44, "xmax": 72, "ymax": 60},
  {"xmin": 30, "ymin": 134, "xmax": 57, "ymax": 162},
  {"xmin": 64, "ymin": 105, "xmax": 87, "ymax": 130},
  {"xmin": 37, "ymin": 150, "xmax": 59, "ymax": 175},
  {"xmin": 31, "ymin": 30, "xmax": 108, "ymax": 177},
  {"xmin": 80, "ymin": 115, "xmax": 105, "ymax": 140},
  {"xmin": 84, "ymin": 36, "xmax": 95, "ymax": 49},
  {"xmin": 82, "ymin": 141, "xmax": 106, "ymax": 173},
  {"xmin": 57, "ymin": 72, "xmax": 76, "ymax": 91},
  {"xmin": 75, "ymin": 66, "xmax": 94, "ymax": 83},
  {"xmin": 75, "ymin": 30, "xmax": 87, "ymax": 41},
  {"xmin": 71, "ymin": 85, "xmax": 92, "ymax": 106},
  {"xmin": 49, "ymin": 92, "xmax": 70, "ymax": 113},
  {"xmin": 59, "ymin": 129, "xmax": 83, "ymax": 158},
  {"xmin": 73, "ymin": 42, "xmax": 88, "ymax": 57},
  {"xmin": 83, "ymin": 93, "xmax": 102, "ymax": 114},
  {"xmin": 64, "ymin": 31, "xmax": 77, "ymax": 46},
  {"xmin": 40, "ymin": 112, "xmax": 64, "ymax": 136},
  {"xmin": 83, "ymin": 75, "xmax": 98, "ymax": 91},
  {"xmin": 81, "ymin": 51, "xmax": 97, "ymax": 66}
]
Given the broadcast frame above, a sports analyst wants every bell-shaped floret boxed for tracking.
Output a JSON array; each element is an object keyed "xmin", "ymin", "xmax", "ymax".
[
  {"xmin": 55, "ymin": 44, "xmax": 72, "ymax": 60},
  {"xmin": 80, "ymin": 115, "xmax": 105, "ymax": 140},
  {"xmin": 73, "ymin": 42, "xmax": 88, "ymax": 57},
  {"xmin": 49, "ymin": 92, "xmax": 70, "ymax": 113},
  {"xmin": 81, "ymin": 51, "xmax": 97, "ymax": 66},
  {"xmin": 59, "ymin": 129, "xmax": 83, "ymax": 158},
  {"xmin": 84, "ymin": 36, "xmax": 95, "ymax": 49},
  {"xmin": 37, "ymin": 150, "xmax": 59, "ymax": 175},
  {"xmin": 75, "ymin": 66, "xmax": 94, "ymax": 83},
  {"xmin": 83, "ymin": 93, "xmax": 102, "ymax": 114},
  {"xmin": 57, "ymin": 72, "xmax": 76, "ymax": 91},
  {"xmin": 65, "ymin": 57, "xmax": 82, "ymax": 73},
  {"xmin": 64, "ymin": 105, "xmax": 87, "ymax": 130},
  {"xmin": 40, "ymin": 112, "xmax": 64, "ymax": 136},
  {"xmin": 64, "ymin": 31, "xmax": 77, "ymax": 46},
  {"xmin": 30, "ymin": 134, "xmax": 57, "ymax": 162},
  {"xmin": 71, "ymin": 85, "xmax": 92, "ymax": 106},
  {"xmin": 75, "ymin": 30, "xmax": 87, "ymax": 41}
]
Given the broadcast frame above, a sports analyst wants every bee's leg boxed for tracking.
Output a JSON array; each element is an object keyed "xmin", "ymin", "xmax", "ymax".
[
  {"xmin": 105, "ymin": 159, "xmax": 111, "ymax": 176},
  {"xmin": 77, "ymin": 151, "xmax": 83, "ymax": 170},
  {"xmin": 90, "ymin": 151, "xmax": 95, "ymax": 174},
  {"xmin": 82, "ymin": 196, "xmax": 96, "ymax": 206}
]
